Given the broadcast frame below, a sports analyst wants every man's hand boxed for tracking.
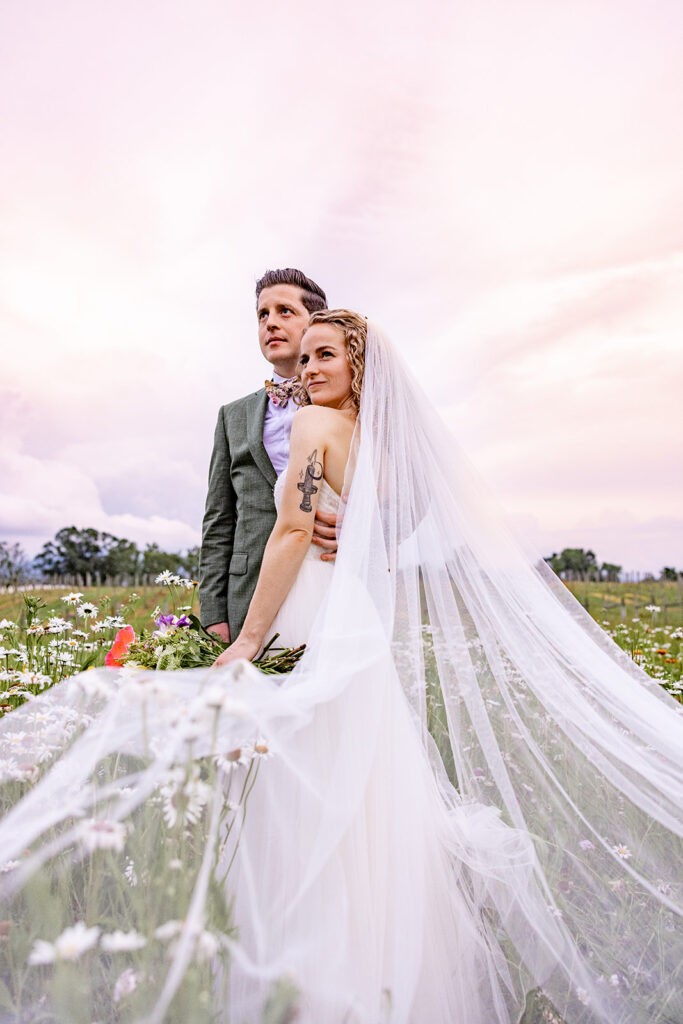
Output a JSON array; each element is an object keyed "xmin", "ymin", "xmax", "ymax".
[
  {"xmin": 312, "ymin": 508, "xmax": 341, "ymax": 563},
  {"xmin": 207, "ymin": 622, "xmax": 230, "ymax": 644}
]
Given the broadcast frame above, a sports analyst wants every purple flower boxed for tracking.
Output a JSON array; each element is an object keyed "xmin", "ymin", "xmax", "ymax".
[
  {"xmin": 579, "ymin": 839, "xmax": 595, "ymax": 851},
  {"xmin": 153, "ymin": 613, "xmax": 191, "ymax": 638}
]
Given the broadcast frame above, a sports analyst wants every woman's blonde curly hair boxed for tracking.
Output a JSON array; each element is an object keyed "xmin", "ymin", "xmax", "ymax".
[{"xmin": 296, "ymin": 309, "xmax": 367, "ymax": 411}]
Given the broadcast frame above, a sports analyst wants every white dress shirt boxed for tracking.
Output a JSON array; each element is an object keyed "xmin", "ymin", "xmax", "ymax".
[{"xmin": 263, "ymin": 372, "xmax": 297, "ymax": 476}]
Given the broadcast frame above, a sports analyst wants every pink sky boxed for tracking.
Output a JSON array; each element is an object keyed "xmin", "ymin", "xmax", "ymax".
[{"xmin": 1, "ymin": 0, "xmax": 682, "ymax": 573}]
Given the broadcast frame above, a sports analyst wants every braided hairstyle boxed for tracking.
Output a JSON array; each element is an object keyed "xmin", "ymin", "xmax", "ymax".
[{"xmin": 298, "ymin": 309, "xmax": 367, "ymax": 411}]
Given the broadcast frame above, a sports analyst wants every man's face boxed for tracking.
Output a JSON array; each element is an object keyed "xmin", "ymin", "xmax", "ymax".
[{"xmin": 257, "ymin": 284, "xmax": 311, "ymax": 375}]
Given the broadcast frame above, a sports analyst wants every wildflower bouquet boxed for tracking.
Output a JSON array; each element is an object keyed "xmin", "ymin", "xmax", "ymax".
[
  {"xmin": 120, "ymin": 612, "xmax": 305, "ymax": 674},
  {"xmin": 117, "ymin": 572, "xmax": 305, "ymax": 674}
]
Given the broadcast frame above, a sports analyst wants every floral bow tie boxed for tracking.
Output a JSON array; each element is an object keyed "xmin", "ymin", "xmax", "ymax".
[{"xmin": 264, "ymin": 377, "xmax": 299, "ymax": 408}]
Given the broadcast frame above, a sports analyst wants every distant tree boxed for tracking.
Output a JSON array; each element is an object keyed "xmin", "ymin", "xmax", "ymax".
[
  {"xmin": 32, "ymin": 526, "xmax": 197, "ymax": 586},
  {"xmin": 562, "ymin": 548, "xmax": 598, "ymax": 581},
  {"xmin": 100, "ymin": 535, "xmax": 141, "ymax": 584},
  {"xmin": 142, "ymin": 543, "xmax": 182, "ymax": 581},
  {"xmin": 33, "ymin": 540, "xmax": 63, "ymax": 581},
  {"xmin": 544, "ymin": 548, "xmax": 600, "ymax": 581},
  {"xmin": 0, "ymin": 541, "xmax": 32, "ymax": 588},
  {"xmin": 33, "ymin": 527, "xmax": 101, "ymax": 584},
  {"xmin": 661, "ymin": 567, "xmax": 679, "ymax": 581},
  {"xmin": 33, "ymin": 527, "xmax": 140, "ymax": 584},
  {"xmin": 54, "ymin": 527, "xmax": 103, "ymax": 584},
  {"xmin": 600, "ymin": 562, "xmax": 622, "ymax": 582},
  {"xmin": 544, "ymin": 552, "xmax": 565, "ymax": 576},
  {"xmin": 181, "ymin": 546, "xmax": 200, "ymax": 580}
]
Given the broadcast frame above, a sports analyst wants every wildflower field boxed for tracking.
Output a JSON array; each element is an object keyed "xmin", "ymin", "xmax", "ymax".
[
  {"xmin": 564, "ymin": 579, "xmax": 683, "ymax": 627},
  {"xmin": 0, "ymin": 584, "xmax": 197, "ymax": 637},
  {"xmin": 0, "ymin": 580, "xmax": 681, "ymax": 714},
  {"xmin": 564, "ymin": 580, "xmax": 682, "ymax": 701}
]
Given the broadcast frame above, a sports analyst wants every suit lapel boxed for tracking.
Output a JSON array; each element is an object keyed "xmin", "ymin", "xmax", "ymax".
[{"xmin": 247, "ymin": 389, "xmax": 278, "ymax": 488}]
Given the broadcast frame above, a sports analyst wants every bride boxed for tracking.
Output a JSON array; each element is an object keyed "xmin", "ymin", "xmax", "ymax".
[
  {"xmin": 211, "ymin": 309, "xmax": 682, "ymax": 1023},
  {"xmin": 0, "ymin": 312, "xmax": 681, "ymax": 1024}
]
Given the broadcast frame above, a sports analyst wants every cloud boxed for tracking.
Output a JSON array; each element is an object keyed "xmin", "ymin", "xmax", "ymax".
[
  {"xmin": 1, "ymin": 0, "xmax": 682, "ymax": 572},
  {"xmin": 0, "ymin": 447, "xmax": 200, "ymax": 556}
]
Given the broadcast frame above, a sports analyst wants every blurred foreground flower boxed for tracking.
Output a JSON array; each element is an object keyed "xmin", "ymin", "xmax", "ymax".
[
  {"xmin": 28, "ymin": 921, "xmax": 100, "ymax": 964},
  {"xmin": 77, "ymin": 817, "xmax": 127, "ymax": 853}
]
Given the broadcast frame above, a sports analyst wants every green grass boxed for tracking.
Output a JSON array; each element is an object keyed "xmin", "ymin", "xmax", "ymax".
[
  {"xmin": 564, "ymin": 579, "xmax": 683, "ymax": 627},
  {"xmin": 0, "ymin": 586, "xmax": 199, "ymax": 634}
]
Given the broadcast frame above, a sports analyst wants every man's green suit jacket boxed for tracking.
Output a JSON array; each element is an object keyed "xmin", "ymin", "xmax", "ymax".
[{"xmin": 198, "ymin": 389, "xmax": 278, "ymax": 637}]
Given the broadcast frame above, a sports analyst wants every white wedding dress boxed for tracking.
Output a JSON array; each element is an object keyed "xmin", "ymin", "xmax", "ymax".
[{"xmin": 224, "ymin": 473, "xmax": 565, "ymax": 1023}]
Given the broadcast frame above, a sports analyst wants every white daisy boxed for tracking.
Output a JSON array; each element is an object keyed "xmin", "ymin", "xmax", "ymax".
[
  {"xmin": 160, "ymin": 767, "xmax": 211, "ymax": 829},
  {"xmin": 124, "ymin": 858, "xmax": 138, "ymax": 886},
  {"xmin": 46, "ymin": 617, "xmax": 71, "ymax": 634},
  {"xmin": 28, "ymin": 922, "xmax": 100, "ymax": 964},
  {"xmin": 77, "ymin": 818, "xmax": 127, "ymax": 853},
  {"xmin": 101, "ymin": 929, "xmax": 147, "ymax": 952},
  {"xmin": 611, "ymin": 844, "xmax": 632, "ymax": 860},
  {"xmin": 154, "ymin": 919, "xmax": 183, "ymax": 942},
  {"xmin": 76, "ymin": 603, "xmax": 99, "ymax": 619}
]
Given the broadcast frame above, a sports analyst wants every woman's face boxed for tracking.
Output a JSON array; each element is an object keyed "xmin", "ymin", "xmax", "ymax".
[{"xmin": 299, "ymin": 324, "xmax": 354, "ymax": 410}]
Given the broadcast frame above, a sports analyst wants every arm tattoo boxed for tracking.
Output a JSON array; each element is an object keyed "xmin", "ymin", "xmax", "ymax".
[{"xmin": 297, "ymin": 449, "xmax": 324, "ymax": 512}]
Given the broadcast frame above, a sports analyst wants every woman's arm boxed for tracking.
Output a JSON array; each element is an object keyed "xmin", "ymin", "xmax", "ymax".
[{"xmin": 213, "ymin": 407, "xmax": 328, "ymax": 666}]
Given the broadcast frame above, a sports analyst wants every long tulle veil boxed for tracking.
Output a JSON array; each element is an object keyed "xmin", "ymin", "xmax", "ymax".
[{"xmin": 0, "ymin": 320, "xmax": 681, "ymax": 1023}]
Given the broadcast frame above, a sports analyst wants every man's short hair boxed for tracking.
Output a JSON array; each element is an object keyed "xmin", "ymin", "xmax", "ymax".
[{"xmin": 255, "ymin": 268, "xmax": 327, "ymax": 314}]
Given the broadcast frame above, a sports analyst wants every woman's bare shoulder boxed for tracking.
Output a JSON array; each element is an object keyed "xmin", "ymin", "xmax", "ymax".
[{"xmin": 292, "ymin": 405, "xmax": 353, "ymax": 430}]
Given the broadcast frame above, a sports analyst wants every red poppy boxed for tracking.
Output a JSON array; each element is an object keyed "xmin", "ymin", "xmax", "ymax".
[{"xmin": 105, "ymin": 625, "xmax": 136, "ymax": 667}]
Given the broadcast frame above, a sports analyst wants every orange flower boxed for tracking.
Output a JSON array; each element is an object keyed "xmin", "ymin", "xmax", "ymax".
[
  {"xmin": 105, "ymin": 626, "xmax": 136, "ymax": 667},
  {"xmin": 656, "ymin": 649, "xmax": 667, "ymax": 656},
  {"xmin": 633, "ymin": 650, "xmax": 643, "ymax": 656},
  {"xmin": 665, "ymin": 657, "xmax": 679, "ymax": 664}
]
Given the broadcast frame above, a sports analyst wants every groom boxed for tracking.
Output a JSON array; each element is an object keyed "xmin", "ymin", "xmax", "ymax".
[{"xmin": 199, "ymin": 268, "xmax": 336, "ymax": 642}]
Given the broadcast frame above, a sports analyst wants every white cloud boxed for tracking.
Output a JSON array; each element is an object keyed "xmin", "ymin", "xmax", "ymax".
[{"xmin": 0, "ymin": 448, "xmax": 199, "ymax": 556}]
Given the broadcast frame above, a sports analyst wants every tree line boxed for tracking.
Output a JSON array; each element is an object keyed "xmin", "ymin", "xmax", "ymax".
[
  {"xmin": 0, "ymin": 528, "xmax": 199, "ymax": 588},
  {"xmin": 543, "ymin": 547, "xmax": 681, "ymax": 583},
  {"xmin": 0, "ymin": 534, "xmax": 681, "ymax": 589}
]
